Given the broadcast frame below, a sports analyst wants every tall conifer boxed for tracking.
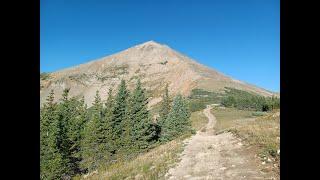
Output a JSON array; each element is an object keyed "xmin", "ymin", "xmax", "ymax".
[
  {"xmin": 129, "ymin": 79, "xmax": 156, "ymax": 150},
  {"xmin": 161, "ymin": 94, "xmax": 191, "ymax": 141},
  {"xmin": 80, "ymin": 91, "xmax": 106, "ymax": 172},
  {"xmin": 113, "ymin": 80, "xmax": 129, "ymax": 148},
  {"xmin": 40, "ymin": 90, "xmax": 68, "ymax": 179}
]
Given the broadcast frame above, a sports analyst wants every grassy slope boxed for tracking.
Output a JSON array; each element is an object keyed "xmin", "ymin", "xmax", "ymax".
[
  {"xmin": 79, "ymin": 110, "xmax": 208, "ymax": 180},
  {"xmin": 212, "ymin": 107, "xmax": 280, "ymax": 176}
]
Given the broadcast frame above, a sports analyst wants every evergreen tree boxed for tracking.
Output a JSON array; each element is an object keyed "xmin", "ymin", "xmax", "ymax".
[
  {"xmin": 161, "ymin": 94, "xmax": 191, "ymax": 141},
  {"xmin": 129, "ymin": 79, "xmax": 156, "ymax": 150},
  {"xmin": 95, "ymin": 89, "xmax": 114, "ymax": 160},
  {"xmin": 67, "ymin": 96, "xmax": 88, "ymax": 174},
  {"xmin": 113, "ymin": 80, "xmax": 130, "ymax": 149},
  {"xmin": 55, "ymin": 88, "xmax": 75, "ymax": 177},
  {"xmin": 80, "ymin": 115, "xmax": 100, "ymax": 172},
  {"xmin": 80, "ymin": 91, "xmax": 107, "ymax": 172},
  {"xmin": 40, "ymin": 90, "xmax": 68, "ymax": 179},
  {"xmin": 103, "ymin": 88, "xmax": 116, "ymax": 154},
  {"xmin": 41, "ymin": 90, "xmax": 56, "ymax": 140}
]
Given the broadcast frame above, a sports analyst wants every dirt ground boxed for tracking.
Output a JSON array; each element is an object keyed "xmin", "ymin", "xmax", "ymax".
[{"xmin": 165, "ymin": 105, "xmax": 276, "ymax": 180}]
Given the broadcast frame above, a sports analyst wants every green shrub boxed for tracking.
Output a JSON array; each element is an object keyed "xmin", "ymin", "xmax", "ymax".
[
  {"xmin": 252, "ymin": 111, "xmax": 267, "ymax": 116},
  {"xmin": 188, "ymin": 89, "xmax": 221, "ymax": 112},
  {"xmin": 40, "ymin": 72, "xmax": 51, "ymax": 80},
  {"xmin": 159, "ymin": 60, "xmax": 168, "ymax": 65}
]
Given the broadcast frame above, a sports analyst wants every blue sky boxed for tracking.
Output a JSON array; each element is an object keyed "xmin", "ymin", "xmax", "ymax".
[{"xmin": 41, "ymin": 0, "xmax": 279, "ymax": 92}]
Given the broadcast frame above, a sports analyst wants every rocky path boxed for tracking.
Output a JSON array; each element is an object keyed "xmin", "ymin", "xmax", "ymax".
[{"xmin": 165, "ymin": 105, "xmax": 274, "ymax": 180}]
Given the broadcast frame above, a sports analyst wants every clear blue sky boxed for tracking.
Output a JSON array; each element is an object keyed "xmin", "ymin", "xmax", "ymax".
[{"xmin": 41, "ymin": 0, "xmax": 279, "ymax": 92}]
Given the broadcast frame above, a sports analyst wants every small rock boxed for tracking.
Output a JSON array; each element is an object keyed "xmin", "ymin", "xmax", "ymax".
[
  {"xmin": 135, "ymin": 174, "xmax": 143, "ymax": 180},
  {"xmin": 231, "ymin": 164, "xmax": 236, "ymax": 167},
  {"xmin": 237, "ymin": 142, "xmax": 243, "ymax": 146},
  {"xmin": 267, "ymin": 158, "xmax": 272, "ymax": 162},
  {"xmin": 277, "ymin": 149, "xmax": 280, "ymax": 155},
  {"xmin": 262, "ymin": 161, "xmax": 266, "ymax": 165},
  {"xmin": 220, "ymin": 167, "xmax": 227, "ymax": 170}
]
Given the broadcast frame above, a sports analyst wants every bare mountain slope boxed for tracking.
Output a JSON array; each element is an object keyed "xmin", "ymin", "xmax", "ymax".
[{"xmin": 40, "ymin": 41, "xmax": 275, "ymax": 107}]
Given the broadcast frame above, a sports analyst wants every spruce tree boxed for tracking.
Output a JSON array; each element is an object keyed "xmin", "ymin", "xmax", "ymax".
[
  {"xmin": 67, "ymin": 96, "xmax": 88, "ymax": 174},
  {"xmin": 57, "ymin": 89, "xmax": 72, "ymax": 159},
  {"xmin": 80, "ymin": 91, "xmax": 106, "ymax": 172},
  {"xmin": 40, "ymin": 90, "xmax": 68, "ymax": 179},
  {"xmin": 161, "ymin": 94, "xmax": 191, "ymax": 141},
  {"xmin": 103, "ymin": 88, "xmax": 116, "ymax": 154},
  {"xmin": 95, "ymin": 89, "xmax": 113, "ymax": 160},
  {"xmin": 113, "ymin": 80, "xmax": 130, "ymax": 149},
  {"xmin": 129, "ymin": 79, "xmax": 156, "ymax": 150},
  {"xmin": 80, "ymin": 115, "xmax": 100, "ymax": 172}
]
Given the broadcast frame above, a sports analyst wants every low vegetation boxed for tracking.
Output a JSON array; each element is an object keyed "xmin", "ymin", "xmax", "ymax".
[
  {"xmin": 190, "ymin": 110, "xmax": 208, "ymax": 131},
  {"xmin": 97, "ymin": 65, "xmax": 130, "ymax": 82},
  {"xmin": 77, "ymin": 136, "xmax": 187, "ymax": 180},
  {"xmin": 188, "ymin": 88, "xmax": 222, "ymax": 112},
  {"xmin": 221, "ymin": 87, "xmax": 280, "ymax": 111},
  {"xmin": 188, "ymin": 87, "xmax": 279, "ymax": 113},
  {"xmin": 159, "ymin": 60, "xmax": 168, "ymax": 65},
  {"xmin": 212, "ymin": 107, "xmax": 280, "ymax": 176},
  {"xmin": 211, "ymin": 107, "xmax": 254, "ymax": 133},
  {"xmin": 40, "ymin": 72, "xmax": 51, "ymax": 80}
]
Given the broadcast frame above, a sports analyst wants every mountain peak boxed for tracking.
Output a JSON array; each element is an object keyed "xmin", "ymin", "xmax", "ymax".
[
  {"xmin": 136, "ymin": 40, "xmax": 164, "ymax": 48},
  {"xmin": 41, "ymin": 41, "xmax": 275, "ymax": 106},
  {"xmin": 142, "ymin": 40, "xmax": 161, "ymax": 45}
]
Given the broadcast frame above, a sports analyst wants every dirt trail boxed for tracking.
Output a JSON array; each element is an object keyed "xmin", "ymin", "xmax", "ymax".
[{"xmin": 165, "ymin": 105, "xmax": 274, "ymax": 180}]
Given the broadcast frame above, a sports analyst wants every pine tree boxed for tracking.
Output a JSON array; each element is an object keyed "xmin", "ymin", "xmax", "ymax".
[
  {"xmin": 95, "ymin": 89, "xmax": 113, "ymax": 160},
  {"xmin": 161, "ymin": 94, "xmax": 191, "ymax": 141},
  {"xmin": 103, "ymin": 88, "xmax": 116, "ymax": 154},
  {"xmin": 113, "ymin": 80, "xmax": 130, "ymax": 149},
  {"xmin": 40, "ymin": 90, "xmax": 68, "ymax": 179},
  {"xmin": 80, "ymin": 91, "xmax": 105, "ymax": 172},
  {"xmin": 67, "ymin": 96, "xmax": 88, "ymax": 174},
  {"xmin": 41, "ymin": 90, "xmax": 56, "ymax": 140},
  {"xmin": 80, "ymin": 115, "xmax": 100, "ymax": 172},
  {"xmin": 53, "ymin": 88, "xmax": 77, "ymax": 177},
  {"xmin": 129, "ymin": 79, "xmax": 156, "ymax": 150}
]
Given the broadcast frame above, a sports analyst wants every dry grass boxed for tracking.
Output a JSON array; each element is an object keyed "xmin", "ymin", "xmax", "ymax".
[
  {"xmin": 78, "ymin": 137, "xmax": 186, "ymax": 180},
  {"xmin": 190, "ymin": 110, "xmax": 208, "ymax": 131},
  {"xmin": 212, "ymin": 107, "xmax": 280, "ymax": 176},
  {"xmin": 212, "ymin": 107, "xmax": 254, "ymax": 133}
]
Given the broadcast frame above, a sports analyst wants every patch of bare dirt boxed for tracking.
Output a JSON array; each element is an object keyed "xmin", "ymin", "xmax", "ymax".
[{"xmin": 165, "ymin": 105, "xmax": 276, "ymax": 180}]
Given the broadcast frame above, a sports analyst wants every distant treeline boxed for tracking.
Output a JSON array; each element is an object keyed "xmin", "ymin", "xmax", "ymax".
[
  {"xmin": 221, "ymin": 88, "xmax": 280, "ymax": 111},
  {"xmin": 188, "ymin": 89, "xmax": 222, "ymax": 112},
  {"xmin": 40, "ymin": 80, "xmax": 192, "ymax": 180},
  {"xmin": 188, "ymin": 88, "xmax": 280, "ymax": 112}
]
